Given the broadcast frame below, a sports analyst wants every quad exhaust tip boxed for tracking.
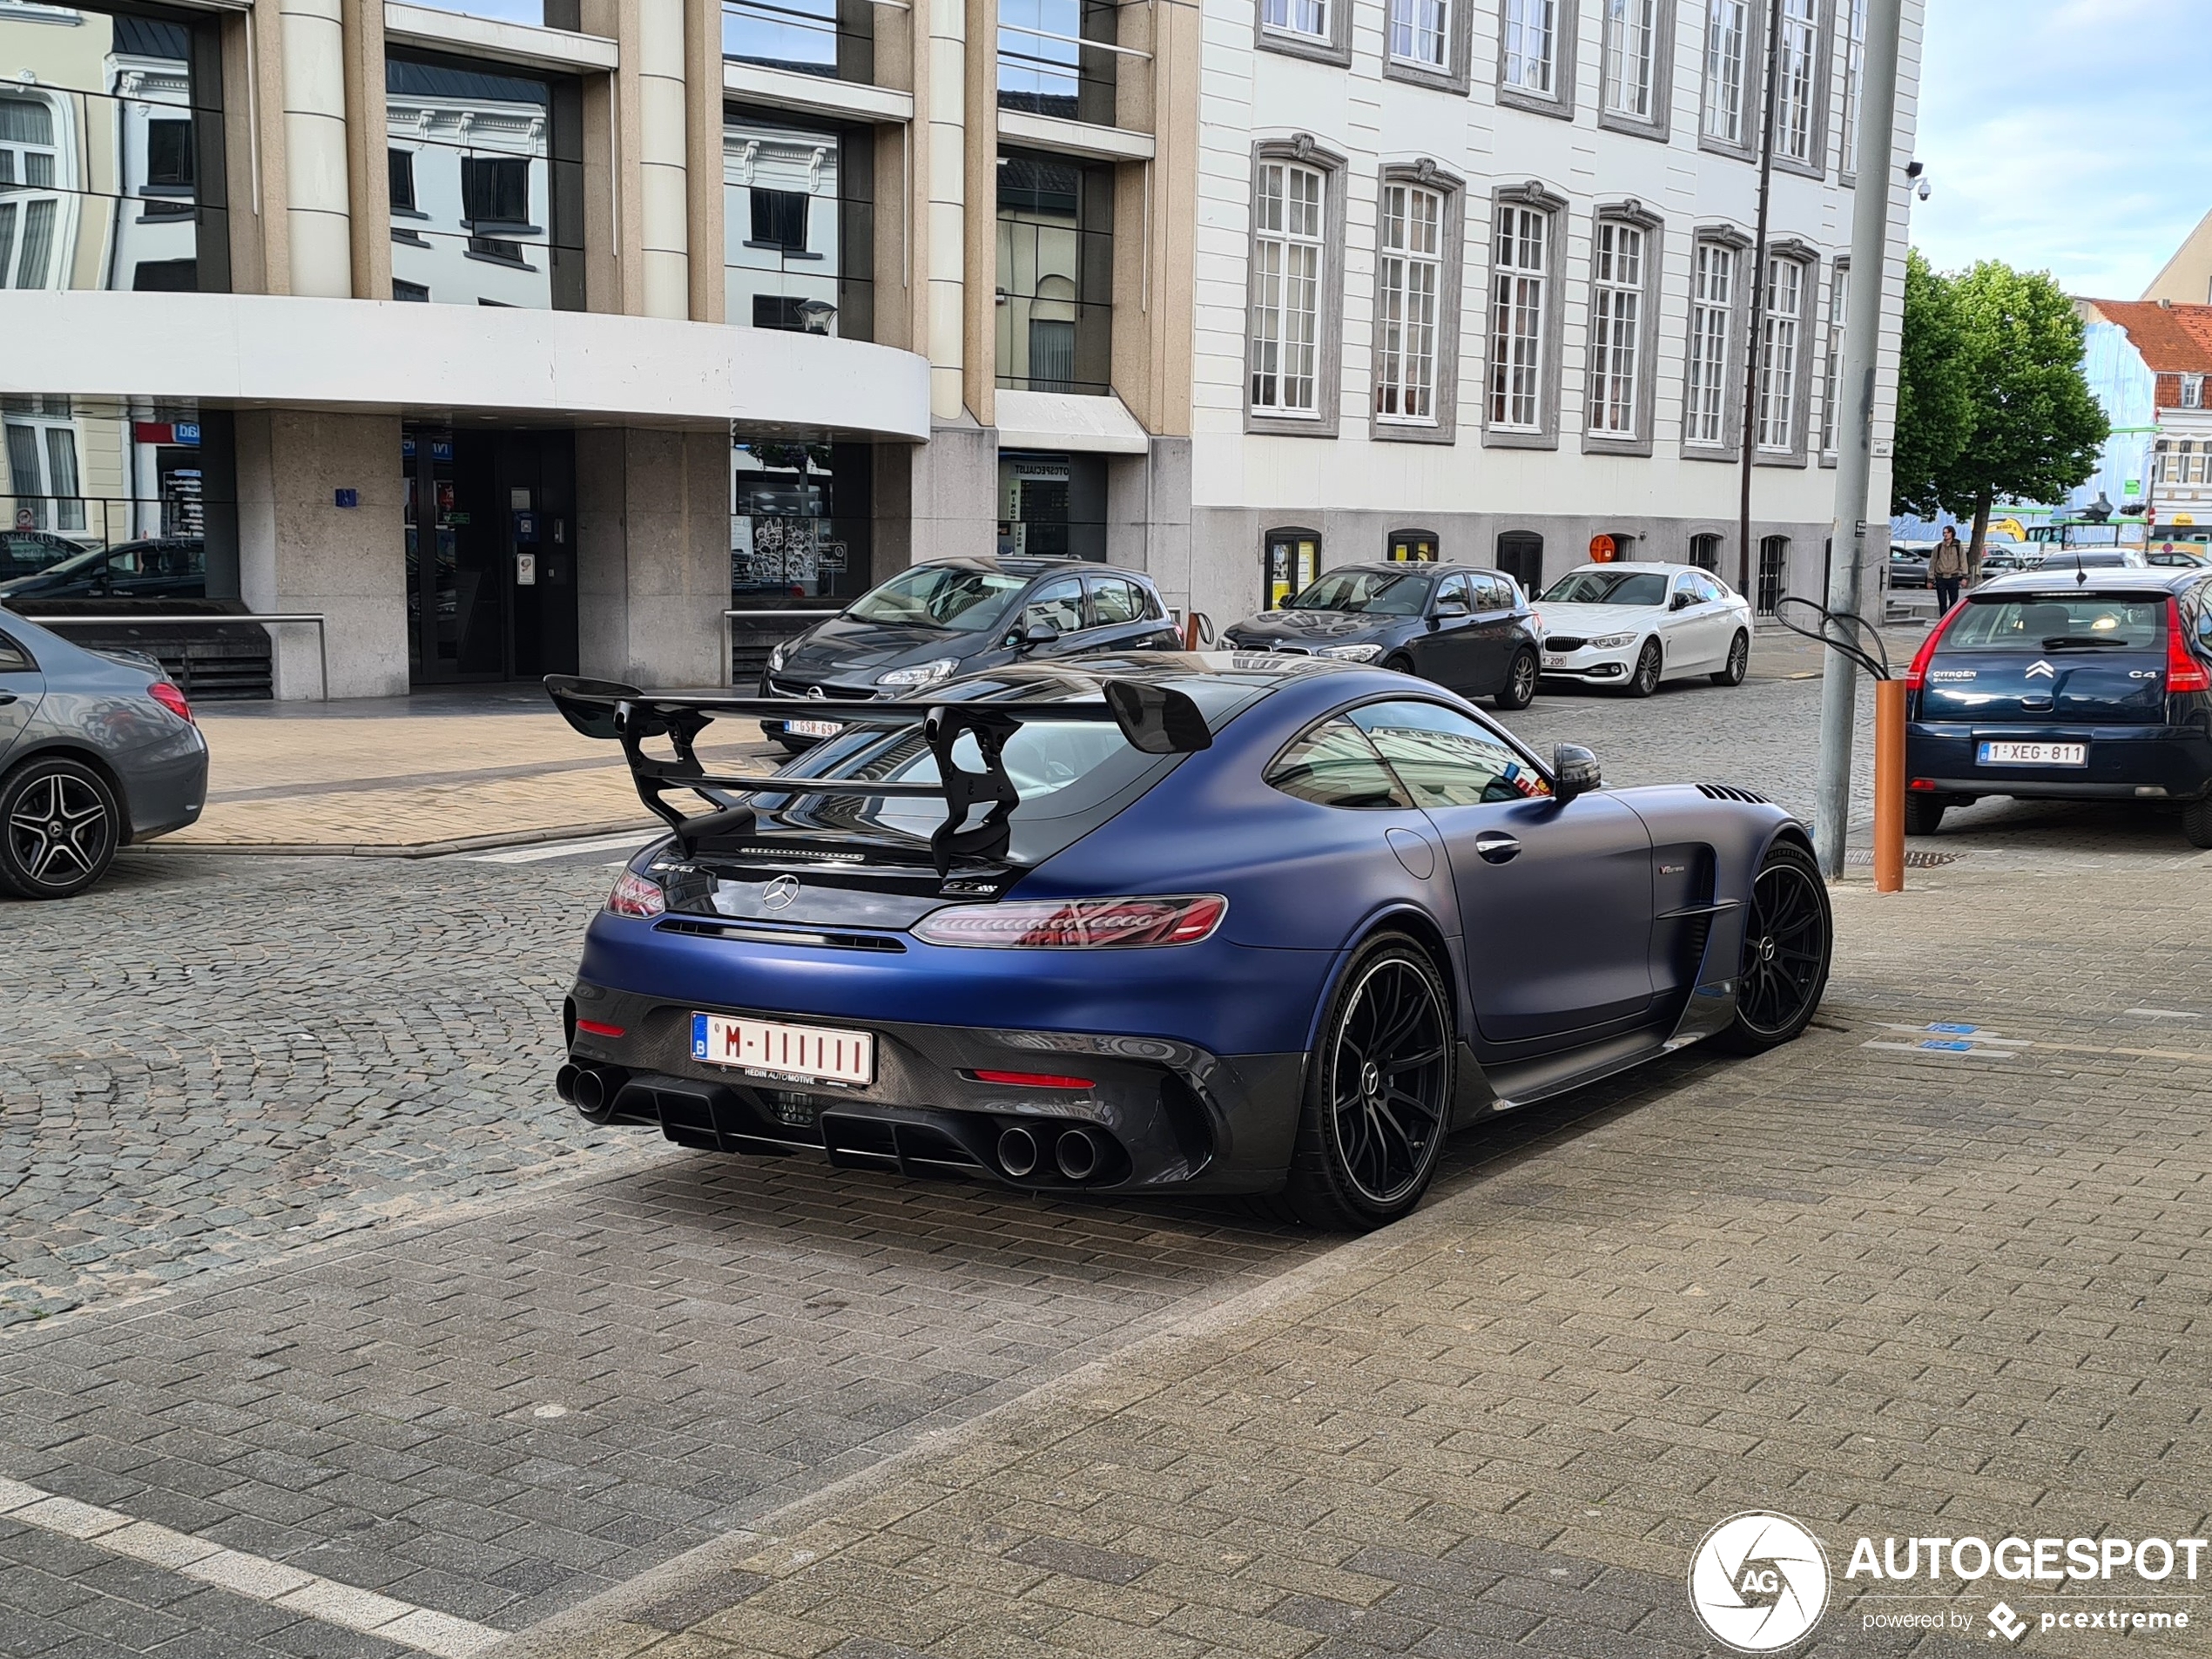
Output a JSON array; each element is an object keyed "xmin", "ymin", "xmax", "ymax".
[
  {"xmin": 997, "ymin": 1125, "xmax": 1040, "ymax": 1178},
  {"xmin": 1055, "ymin": 1127, "xmax": 1102, "ymax": 1183}
]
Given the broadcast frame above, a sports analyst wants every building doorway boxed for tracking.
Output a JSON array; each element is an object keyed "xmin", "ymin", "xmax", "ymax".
[
  {"xmin": 1263, "ymin": 526, "xmax": 1319, "ymax": 608},
  {"xmin": 1495, "ymin": 530, "xmax": 1542, "ymax": 595},
  {"xmin": 403, "ymin": 425, "xmax": 578, "ymax": 684},
  {"xmin": 1757, "ymin": 534, "xmax": 1789, "ymax": 617},
  {"xmin": 1387, "ymin": 529, "xmax": 1438, "ymax": 563}
]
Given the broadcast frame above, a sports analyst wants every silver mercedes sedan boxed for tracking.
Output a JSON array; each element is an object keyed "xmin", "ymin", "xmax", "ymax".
[{"xmin": 0, "ymin": 606, "xmax": 208, "ymax": 899}]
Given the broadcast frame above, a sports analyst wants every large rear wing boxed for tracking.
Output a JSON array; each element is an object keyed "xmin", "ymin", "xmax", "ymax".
[{"xmin": 544, "ymin": 674, "xmax": 1211, "ymax": 875}]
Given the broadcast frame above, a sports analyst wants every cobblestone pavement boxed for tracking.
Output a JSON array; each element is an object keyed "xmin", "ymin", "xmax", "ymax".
[{"xmin": 6, "ymin": 668, "xmax": 2211, "ymax": 1659}]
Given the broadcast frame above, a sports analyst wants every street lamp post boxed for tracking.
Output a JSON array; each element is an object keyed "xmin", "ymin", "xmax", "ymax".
[
  {"xmin": 1811, "ymin": 0, "xmax": 1907, "ymax": 880},
  {"xmin": 1737, "ymin": 0, "xmax": 1787, "ymax": 602}
]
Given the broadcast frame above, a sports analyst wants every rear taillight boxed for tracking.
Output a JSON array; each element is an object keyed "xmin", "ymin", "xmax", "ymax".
[
  {"xmin": 968, "ymin": 1069, "xmax": 1096, "ymax": 1089},
  {"xmin": 148, "ymin": 682, "xmax": 194, "ymax": 725},
  {"xmin": 605, "ymin": 870, "xmax": 665, "ymax": 918},
  {"xmin": 1903, "ymin": 603, "xmax": 1966, "ymax": 693},
  {"xmin": 913, "ymin": 894, "xmax": 1228, "ymax": 949},
  {"xmin": 2166, "ymin": 598, "xmax": 2210, "ymax": 693}
]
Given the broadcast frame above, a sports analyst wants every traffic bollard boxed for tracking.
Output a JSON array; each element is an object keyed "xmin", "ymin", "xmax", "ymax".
[{"xmin": 1873, "ymin": 678, "xmax": 1905, "ymax": 893}]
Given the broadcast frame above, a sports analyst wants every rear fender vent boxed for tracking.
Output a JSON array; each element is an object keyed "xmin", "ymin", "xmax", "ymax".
[{"xmin": 1696, "ymin": 784, "xmax": 1770, "ymax": 804}]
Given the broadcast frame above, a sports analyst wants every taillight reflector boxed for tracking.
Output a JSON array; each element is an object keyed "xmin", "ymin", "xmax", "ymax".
[
  {"xmin": 1903, "ymin": 604, "xmax": 1966, "ymax": 693},
  {"xmin": 605, "ymin": 870, "xmax": 665, "ymax": 918},
  {"xmin": 968, "ymin": 1069, "xmax": 1096, "ymax": 1089},
  {"xmin": 575, "ymin": 1018, "xmax": 625, "ymax": 1038},
  {"xmin": 2166, "ymin": 598, "xmax": 2211, "ymax": 693},
  {"xmin": 913, "ymin": 894, "xmax": 1228, "ymax": 949}
]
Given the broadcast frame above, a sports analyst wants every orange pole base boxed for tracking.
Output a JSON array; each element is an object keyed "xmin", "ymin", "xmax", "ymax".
[{"xmin": 1873, "ymin": 678, "xmax": 1906, "ymax": 894}]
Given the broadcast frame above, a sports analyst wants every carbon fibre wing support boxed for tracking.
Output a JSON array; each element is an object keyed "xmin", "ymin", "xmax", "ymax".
[{"xmin": 543, "ymin": 675, "xmax": 1211, "ymax": 877}]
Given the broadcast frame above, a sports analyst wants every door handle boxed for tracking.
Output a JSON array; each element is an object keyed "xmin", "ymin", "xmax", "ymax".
[
  {"xmin": 0, "ymin": 691, "xmax": 16, "ymax": 705},
  {"xmin": 1474, "ymin": 830, "xmax": 1520, "ymax": 865}
]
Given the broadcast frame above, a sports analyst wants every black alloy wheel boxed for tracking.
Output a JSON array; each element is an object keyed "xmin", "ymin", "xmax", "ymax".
[
  {"xmin": 0, "ymin": 757, "xmax": 120, "ymax": 900},
  {"xmin": 1716, "ymin": 841, "xmax": 1832, "ymax": 1054},
  {"xmin": 1494, "ymin": 648, "xmax": 1540, "ymax": 711},
  {"xmin": 1626, "ymin": 639, "xmax": 1663, "ymax": 698},
  {"xmin": 1384, "ymin": 653, "xmax": 1418, "ymax": 678},
  {"xmin": 1280, "ymin": 935, "xmax": 1453, "ymax": 1230},
  {"xmin": 1711, "ymin": 631, "xmax": 1750, "ymax": 687}
]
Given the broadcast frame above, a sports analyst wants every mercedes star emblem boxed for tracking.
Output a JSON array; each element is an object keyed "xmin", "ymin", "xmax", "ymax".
[{"xmin": 763, "ymin": 874, "xmax": 801, "ymax": 910}]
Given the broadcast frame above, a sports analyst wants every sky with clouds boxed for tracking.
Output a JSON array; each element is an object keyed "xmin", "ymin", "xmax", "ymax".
[{"xmin": 1909, "ymin": 0, "xmax": 2211, "ymax": 300}]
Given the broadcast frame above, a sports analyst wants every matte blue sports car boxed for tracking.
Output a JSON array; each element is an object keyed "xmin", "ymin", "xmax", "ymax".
[{"xmin": 549, "ymin": 655, "xmax": 1830, "ymax": 1231}]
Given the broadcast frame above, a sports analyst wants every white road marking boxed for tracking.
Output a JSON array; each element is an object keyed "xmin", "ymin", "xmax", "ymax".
[
  {"xmin": 468, "ymin": 833, "xmax": 652, "ymax": 865},
  {"xmin": 0, "ymin": 1475, "xmax": 502, "ymax": 1656},
  {"xmin": 2127, "ymin": 1008, "xmax": 2204, "ymax": 1021}
]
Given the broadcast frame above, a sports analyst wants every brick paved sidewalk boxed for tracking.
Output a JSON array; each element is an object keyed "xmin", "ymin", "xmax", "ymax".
[{"xmin": 496, "ymin": 860, "xmax": 2212, "ymax": 1659}]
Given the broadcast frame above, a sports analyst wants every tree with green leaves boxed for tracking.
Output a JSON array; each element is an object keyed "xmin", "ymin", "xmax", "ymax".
[{"xmin": 1892, "ymin": 254, "xmax": 2109, "ymax": 566}]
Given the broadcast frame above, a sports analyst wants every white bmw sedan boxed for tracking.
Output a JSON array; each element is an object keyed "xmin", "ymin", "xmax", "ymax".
[{"xmin": 1533, "ymin": 563, "xmax": 1753, "ymax": 696}]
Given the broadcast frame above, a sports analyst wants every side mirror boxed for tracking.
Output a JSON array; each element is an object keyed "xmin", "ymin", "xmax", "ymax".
[
  {"xmin": 1670, "ymin": 590, "xmax": 1694, "ymax": 610},
  {"xmin": 1433, "ymin": 595, "xmax": 1469, "ymax": 617},
  {"xmin": 1012, "ymin": 617, "xmax": 1062, "ymax": 651},
  {"xmin": 1552, "ymin": 743, "xmax": 1602, "ymax": 803}
]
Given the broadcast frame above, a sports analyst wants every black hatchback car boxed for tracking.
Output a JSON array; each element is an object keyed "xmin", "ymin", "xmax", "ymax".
[
  {"xmin": 1904, "ymin": 568, "xmax": 2212, "ymax": 845},
  {"xmin": 759, "ymin": 557, "xmax": 1181, "ymax": 747},
  {"xmin": 1220, "ymin": 563, "xmax": 1541, "ymax": 709}
]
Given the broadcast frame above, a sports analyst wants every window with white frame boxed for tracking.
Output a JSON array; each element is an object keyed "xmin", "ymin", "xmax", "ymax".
[
  {"xmin": 1376, "ymin": 184, "xmax": 1443, "ymax": 423},
  {"xmin": 1702, "ymin": 0, "xmax": 1749, "ymax": 145},
  {"xmin": 1388, "ymin": 0, "xmax": 1448, "ymax": 68},
  {"xmin": 1501, "ymin": 0, "xmax": 1557, "ymax": 95},
  {"xmin": 1773, "ymin": 0, "xmax": 1820, "ymax": 164},
  {"xmin": 2184, "ymin": 374, "xmax": 2205, "ymax": 411},
  {"xmin": 1490, "ymin": 205, "xmax": 1548, "ymax": 431},
  {"xmin": 2155, "ymin": 439, "xmax": 2170, "ymax": 483},
  {"xmin": 1685, "ymin": 241, "xmax": 1735, "ymax": 447},
  {"xmin": 1820, "ymin": 264, "xmax": 1849, "ymax": 455},
  {"xmin": 1588, "ymin": 220, "xmax": 1644, "ymax": 437},
  {"xmin": 1757, "ymin": 258, "xmax": 1805, "ymax": 452},
  {"xmin": 3, "ymin": 395, "xmax": 84, "ymax": 533},
  {"xmin": 0, "ymin": 91, "xmax": 66, "ymax": 290},
  {"xmin": 1261, "ymin": 0, "xmax": 1328, "ymax": 42},
  {"xmin": 1250, "ymin": 161, "xmax": 1325, "ymax": 416},
  {"xmin": 1601, "ymin": 0, "xmax": 1658, "ymax": 119},
  {"xmin": 1839, "ymin": 0, "xmax": 1868, "ymax": 173}
]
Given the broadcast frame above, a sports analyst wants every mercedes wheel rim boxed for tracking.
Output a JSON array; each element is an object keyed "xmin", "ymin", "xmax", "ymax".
[
  {"xmin": 1737, "ymin": 861, "xmax": 1827, "ymax": 1036},
  {"xmin": 1328, "ymin": 959, "xmax": 1448, "ymax": 1206},
  {"xmin": 7, "ymin": 773, "xmax": 110, "ymax": 887}
]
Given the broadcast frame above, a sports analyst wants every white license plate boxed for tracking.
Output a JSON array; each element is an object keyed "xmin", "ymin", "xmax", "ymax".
[
  {"xmin": 1977, "ymin": 740, "xmax": 2086, "ymax": 767},
  {"xmin": 1543, "ymin": 655, "xmax": 1570, "ymax": 670},
  {"xmin": 691, "ymin": 1013, "xmax": 873, "ymax": 1084},
  {"xmin": 783, "ymin": 718, "xmax": 843, "ymax": 739}
]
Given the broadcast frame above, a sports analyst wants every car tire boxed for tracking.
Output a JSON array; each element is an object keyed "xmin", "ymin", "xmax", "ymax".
[
  {"xmin": 0, "ymin": 754, "xmax": 122, "ymax": 900},
  {"xmin": 1624, "ymin": 639, "xmax": 1662, "ymax": 698},
  {"xmin": 1903, "ymin": 792, "xmax": 1948, "ymax": 837},
  {"xmin": 1383, "ymin": 653, "xmax": 1418, "ymax": 678},
  {"xmin": 1494, "ymin": 649, "xmax": 1539, "ymax": 711},
  {"xmin": 2183, "ymin": 795, "xmax": 2212, "ymax": 849},
  {"xmin": 1710, "ymin": 631, "xmax": 1750, "ymax": 687},
  {"xmin": 1713, "ymin": 840, "xmax": 1832, "ymax": 1055},
  {"xmin": 1279, "ymin": 933, "xmax": 1455, "ymax": 1232}
]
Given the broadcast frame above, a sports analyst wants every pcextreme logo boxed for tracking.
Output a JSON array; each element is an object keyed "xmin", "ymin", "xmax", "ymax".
[{"xmin": 1687, "ymin": 1512, "xmax": 1831, "ymax": 1652}]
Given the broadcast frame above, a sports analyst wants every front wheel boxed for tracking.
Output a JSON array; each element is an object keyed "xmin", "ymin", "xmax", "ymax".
[
  {"xmin": 0, "ymin": 755, "xmax": 121, "ymax": 900},
  {"xmin": 1624, "ymin": 639, "xmax": 1662, "ymax": 698},
  {"xmin": 1494, "ymin": 648, "xmax": 1539, "ymax": 711},
  {"xmin": 1383, "ymin": 653, "xmax": 1419, "ymax": 678},
  {"xmin": 1280, "ymin": 934, "xmax": 1454, "ymax": 1231},
  {"xmin": 1710, "ymin": 631, "xmax": 1750, "ymax": 687},
  {"xmin": 1714, "ymin": 841, "xmax": 1832, "ymax": 1055}
]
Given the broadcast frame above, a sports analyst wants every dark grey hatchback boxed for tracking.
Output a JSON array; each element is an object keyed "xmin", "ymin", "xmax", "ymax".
[
  {"xmin": 759, "ymin": 557, "xmax": 1181, "ymax": 748},
  {"xmin": 1219, "ymin": 563, "xmax": 1541, "ymax": 710}
]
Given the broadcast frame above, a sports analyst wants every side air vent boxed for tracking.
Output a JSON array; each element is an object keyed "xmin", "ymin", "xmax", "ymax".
[{"xmin": 1696, "ymin": 784, "xmax": 1770, "ymax": 804}]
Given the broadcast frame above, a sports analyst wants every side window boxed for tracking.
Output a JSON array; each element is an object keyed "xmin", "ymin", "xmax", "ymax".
[
  {"xmin": 1436, "ymin": 574, "xmax": 1473, "ymax": 611},
  {"xmin": 1022, "ymin": 577, "xmax": 1086, "ymax": 635},
  {"xmin": 1351, "ymin": 699, "xmax": 1553, "ymax": 807},
  {"xmin": 0, "ymin": 631, "xmax": 34, "ymax": 673},
  {"xmin": 1695, "ymin": 574, "xmax": 1726, "ymax": 604},
  {"xmin": 1087, "ymin": 576, "xmax": 1145, "ymax": 626},
  {"xmin": 1264, "ymin": 718, "xmax": 1413, "ymax": 810},
  {"xmin": 1476, "ymin": 574, "xmax": 1513, "ymax": 611}
]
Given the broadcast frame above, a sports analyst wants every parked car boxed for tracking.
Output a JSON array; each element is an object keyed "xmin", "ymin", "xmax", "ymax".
[
  {"xmin": 1979, "ymin": 543, "xmax": 2036, "ymax": 575},
  {"xmin": 1887, "ymin": 544, "xmax": 1932, "ymax": 589},
  {"xmin": 1218, "ymin": 563, "xmax": 1541, "ymax": 710},
  {"xmin": 0, "ymin": 606, "xmax": 208, "ymax": 899},
  {"xmin": 547, "ymin": 656, "xmax": 1831, "ymax": 1230},
  {"xmin": 0, "ymin": 537, "xmax": 207, "ymax": 604},
  {"xmin": 2145, "ymin": 543, "xmax": 2209, "ymax": 570},
  {"xmin": 1904, "ymin": 568, "xmax": 2212, "ymax": 846},
  {"xmin": 1, "ymin": 528, "xmax": 92, "ymax": 583},
  {"xmin": 2032, "ymin": 546, "xmax": 2148, "ymax": 570},
  {"xmin": 758, "ymin": 557, "xmax": 1182, "ymax": 750},
  {"xmin": 1532, "ymin": 563, "xmax": 1753, "ymax": 695}
]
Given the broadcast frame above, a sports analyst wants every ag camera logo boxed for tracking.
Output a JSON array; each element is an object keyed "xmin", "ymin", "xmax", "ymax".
[{"xmin": 1689, "ymin": 1512, "xmax": 1831, "ymax": 1652}]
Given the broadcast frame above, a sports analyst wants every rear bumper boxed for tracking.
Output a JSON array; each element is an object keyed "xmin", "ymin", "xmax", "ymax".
[{"xmin": 1906, "ymin": 723, "xmax": 2212, "ymax": 800}]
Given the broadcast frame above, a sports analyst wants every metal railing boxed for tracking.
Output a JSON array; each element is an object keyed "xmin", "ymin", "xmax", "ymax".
[
  {"xmin": 30, "ymin": 612, "xmax": 331, "ymax": 701},
  {"xmin": 724, "ymin": 607, "xmax": 841, "ymax": 686}
]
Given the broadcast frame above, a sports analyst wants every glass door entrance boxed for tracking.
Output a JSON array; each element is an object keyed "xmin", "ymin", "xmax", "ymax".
[{"xmin": 403, "ymin": 426, "xmax": 578, "ymax": 684}]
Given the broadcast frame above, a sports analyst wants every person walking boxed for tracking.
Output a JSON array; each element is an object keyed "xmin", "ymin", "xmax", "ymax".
[{"xmin": 1929, "ymin": 525, "xmax": 1968, "ymax": 613}]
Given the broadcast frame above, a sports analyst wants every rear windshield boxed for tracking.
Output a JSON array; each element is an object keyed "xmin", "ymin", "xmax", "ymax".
[
  {"xmin": 1542, "ymin": 570, "xmax": 1667, "ymax": 605},
  {"xmin": 1945, "ymin": 596, "xmax": 2167, "ymax": 652},
  {"xmin": 845, "ymin": 564, "xmax": 1028, "ymax": 631},
  {"xmin": 1289, "ymin": 570, "xmax": 1432, "ymax": 616}
]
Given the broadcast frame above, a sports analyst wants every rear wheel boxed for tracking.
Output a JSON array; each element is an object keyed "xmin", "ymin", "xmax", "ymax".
[
  {"xmin": 1710, "ymin": 631, "xmax": 1750, "ymax": 687},
  {"xmin": 2183, "ymin": 796, "xmax": 2212, "ymax": 849},
  {"xmin": 1904, "ymin": 792, "xmax": 1949, "ymax": 836},
  {"xmin": 1624, "ymin": 639, "xmax": 1662, "ymax": 698},
  {"xmin": 1715, "ymin": 841, "xmax": 1831, "ymax": 1055},
  {"xmin": 1494, "ymin": 648, "xmax": 1539, "ymax": 711},
  {"xmin": 0, "ymin": 756, "xmax": 121, "ymax": 900},
  {"xmin": 1281, "ymin": 934, "xmax": 1453, "ymax": 1231}
]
